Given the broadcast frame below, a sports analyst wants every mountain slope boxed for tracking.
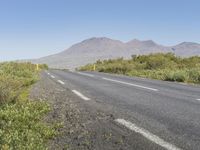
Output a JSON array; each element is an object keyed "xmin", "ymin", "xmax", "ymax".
[
  {"xmin": 172, "ymin": 42, "xmax": 200, "ymax": 57},
  {"xmin": 32, "ymin": 37, "xmax": 200, "ymax": 69}
]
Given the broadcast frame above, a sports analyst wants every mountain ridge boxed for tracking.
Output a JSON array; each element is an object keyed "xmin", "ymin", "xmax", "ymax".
[{"xmin": 32, "ymin": 37, "xmax": 200, "ymax": 69}]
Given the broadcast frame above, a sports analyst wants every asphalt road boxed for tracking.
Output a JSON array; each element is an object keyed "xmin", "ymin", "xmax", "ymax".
[{"xmin": 46, "ymin": 70, "xmax": 200, "ymax": 150}]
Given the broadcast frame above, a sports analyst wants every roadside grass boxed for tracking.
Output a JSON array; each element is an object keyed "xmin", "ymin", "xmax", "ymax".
[
  {"xmin": 79, "ymin": 53, "xmax": 200, "ymax": 84},
  {"xmin": 0, "ymin": 62, "xmax": 59, "ymax": 150}
]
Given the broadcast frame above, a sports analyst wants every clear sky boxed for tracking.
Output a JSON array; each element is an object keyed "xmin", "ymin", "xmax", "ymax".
[{"xmin": 0, "ymin": 0, "xmax": 200, "ymax": 61}]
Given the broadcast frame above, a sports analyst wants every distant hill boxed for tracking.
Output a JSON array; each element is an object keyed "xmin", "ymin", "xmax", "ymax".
[{"xmin": 31, "ymin": 37, "xmax": 200, "ymax": 69}]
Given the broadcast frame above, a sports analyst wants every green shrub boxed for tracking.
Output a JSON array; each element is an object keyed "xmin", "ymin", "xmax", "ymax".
[
  {"xmin": 0, "ymin": 75, "xmax": 22, "ymax": 104},
  {"xmin": 79, "ymin": 53, "xmax": 200, "ymax": 84},
  {"xmin": 0, "ymin": 100, "xmax": 57, "ymax": 150},
  {"xmin": 0, "ymin": 62, "xmax": 38, "ymax": 104},
  {"xmin": 0, "ymin": 62, "xmax": 57, "ymax": 150},
  {"xmin": 173, "ymin": 71, "xmax": 186, "ymax": 82},
  {"xmin": 186, "ymin": 69, "xmax": 200, "ymax": 83}
]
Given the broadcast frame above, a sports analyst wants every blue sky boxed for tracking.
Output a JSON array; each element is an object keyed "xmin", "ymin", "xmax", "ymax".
[{"xmin": 0, "ymin": 0, "xmax": 199, "ymax": 61}]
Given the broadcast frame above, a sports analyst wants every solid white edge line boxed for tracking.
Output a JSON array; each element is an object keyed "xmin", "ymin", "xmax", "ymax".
[
  {"xmin": 57, "ymin": 80, "xmax": 65, "ymax": 85},
  {"xmin": 103, "ymin": 77, "xmax": 158, "ymax": 91},
  {"xmin": 115, "ymin": 119, "xmax": 181, "ymax": 150},
  {"xmin": 72, "ymin": 90, "xmax": 90, "ymax": 101},
  {"xmin": 76, "ymin": 72, "xmax": 94, "ymax": 77}
]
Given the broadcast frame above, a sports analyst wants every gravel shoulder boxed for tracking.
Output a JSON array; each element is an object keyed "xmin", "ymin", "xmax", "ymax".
[{"xmin": 30, "ymin": 72, "xmax": 163, "ymax": 150}]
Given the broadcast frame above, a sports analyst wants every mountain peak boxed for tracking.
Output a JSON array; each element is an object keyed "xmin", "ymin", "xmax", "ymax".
[
  {"xmin": 178, "ymin": 42, "xmax": 199, "ymax": 46},
  {"xmin": 142, "ymin": 40, "xmax": 157, "ymax": 46},
  {"xmin": 127, "ymin": 39, "xmax": 141, "ymax": 44},
  {"xmin": 89, "ymin": 37, "xmax": 110, "ymax": 40},
  {"xmin": 127, "ymin": 39, "xmax": 158, "ymax": 47},
  {"xmin": 82, "ymin": 37, "xmax": 118, "ymax": 43}
]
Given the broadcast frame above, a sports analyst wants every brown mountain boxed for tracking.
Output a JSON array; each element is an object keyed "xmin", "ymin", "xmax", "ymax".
[{"xmin": 32, "ymin": 37, "xmax": 200, "ymax": 69}]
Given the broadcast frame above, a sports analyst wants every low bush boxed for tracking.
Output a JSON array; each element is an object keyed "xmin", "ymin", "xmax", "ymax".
[
  {"xmin": 0, "ymin": 62, "xmax": 57, "ymax": 150},
  {"xmin": 0, "ymin": 100, "xmax": 57, "ymax": 150},
  {"xmin": 186, "ymin": 69, "xmax": 200, "ymax": 83},
  {"xmin": 79, "ymin": 53, "xmax": 200, "ymax": 84},
  {"xmin": 0, "ymin": 75, "xmax": 22, "ymax": 104},
  {"xmin": 164, "ymin": 71, "xmax": 186, "ymax": 82}
]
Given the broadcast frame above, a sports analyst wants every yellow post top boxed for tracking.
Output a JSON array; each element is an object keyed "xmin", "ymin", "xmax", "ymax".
[{"xmin": 36, "ymin": 64, "xmax": 39, "ymax": 71}]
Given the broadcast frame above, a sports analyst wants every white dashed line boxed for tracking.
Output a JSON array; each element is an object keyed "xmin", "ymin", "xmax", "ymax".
[
  {"xmin": 76, "ymin": 72, "xmax": 94, "ymax": 77},
  {"xmin": 196, "ymin": 99, "xmax": 200, "ymax": 101},
  {"xmin": 72, "ymin": 90, "xmax": 90, "ymax": 101},
  {"xmin": 47, "ymin": 72, "xmax": 50, "ymax": 75},
  {"xmin": 51, "ymin": 75, "xmax": 55, "ymax": 79},
  {"xmin": 115, "ymin": 119, "xmax": 181, "ymax": 150},
  {"xmin": 179, "ymin": 82, "xmax": 188, "ymax": 85},
  {"xmin": 57, "ymin": 80, "xmax": 65, "ymax": 85},
  {"xmin": 103, "ymin": 77, "xmax": 158, "ymax": 91}
]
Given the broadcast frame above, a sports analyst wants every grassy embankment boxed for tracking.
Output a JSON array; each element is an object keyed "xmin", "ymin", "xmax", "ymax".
[
  {"xmin": 80, "ymin": 53, "xmax": 200, "ymax": 84},
  {"xmin": 0, "ymin": 62, "xmax": 59, "ymax": 150}
]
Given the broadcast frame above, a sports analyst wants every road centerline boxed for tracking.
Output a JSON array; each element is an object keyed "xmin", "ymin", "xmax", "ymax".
[
  {"xmin": 115, "ymin": 119, "xmax": 181, "ymax": 150},
  {"xmin": 102, "ymin": 77, "xmax": 158, "ymax": 91},
  {"xmin": 57, "ymin": 80, "xmax": 65, "ymax": 85},
  {"xmin": 72, "ymin": 90, "xmax": 91, "ymax": 101},
  {"xmin": 51, "ymin": 75, "xmax": 55, "ymax": 79}
]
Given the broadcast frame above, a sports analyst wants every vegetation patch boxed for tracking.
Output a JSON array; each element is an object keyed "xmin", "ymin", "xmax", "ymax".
[
  {"xmin": 79, "ymin": 53, "xmax": 200, "ymax": 84},
  {"xmin": 0, "ymin": 62, "xmax": 58, "ymax": 150}
]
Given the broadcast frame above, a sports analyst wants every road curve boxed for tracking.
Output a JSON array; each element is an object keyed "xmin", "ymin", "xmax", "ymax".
[{"xmin": 46, "ymin": 70, "xmax": 200, "ymax": 150}]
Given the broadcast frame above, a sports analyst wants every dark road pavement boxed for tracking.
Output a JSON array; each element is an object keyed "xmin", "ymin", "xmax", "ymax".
[{"xmin": 45, "ymin": 70, "xmax": 200, "ymax": 150}]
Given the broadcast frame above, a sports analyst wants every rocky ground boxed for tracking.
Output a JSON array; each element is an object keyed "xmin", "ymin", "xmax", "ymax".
[{"xmin": 30, "ymin": 72, "xmax": 163, "ymax": 150}]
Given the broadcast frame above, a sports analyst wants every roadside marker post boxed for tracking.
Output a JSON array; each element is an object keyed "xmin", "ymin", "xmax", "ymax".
[
  {"xmin": 93, "ymin": 64, "xmax": 96, "ymax": 71},
  {"xmin": 36, "ymin": 64, "xmax": 39, "ymax": 71}
]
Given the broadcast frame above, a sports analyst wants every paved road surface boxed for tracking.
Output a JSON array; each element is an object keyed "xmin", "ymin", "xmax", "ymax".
[{"xmin": 45, "ymin": 70, "xmax": 200, "ymax": 150}]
